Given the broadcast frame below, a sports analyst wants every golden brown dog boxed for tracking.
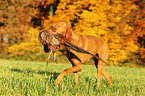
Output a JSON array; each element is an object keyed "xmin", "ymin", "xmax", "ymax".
[{"xmin": 46, "ymin": 21, "xmax": 111, "ymax": 87}]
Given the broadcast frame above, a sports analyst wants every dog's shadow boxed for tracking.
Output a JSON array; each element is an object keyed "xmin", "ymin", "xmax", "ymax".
[{"xmin": 11, "ymin": 68, "xmax": 60, "ymax": 80}]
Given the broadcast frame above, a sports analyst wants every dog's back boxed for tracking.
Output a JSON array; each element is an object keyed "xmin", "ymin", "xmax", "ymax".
[{"xmin": 67, "ymin": 34, "xmax": 109, "ymax": 63}]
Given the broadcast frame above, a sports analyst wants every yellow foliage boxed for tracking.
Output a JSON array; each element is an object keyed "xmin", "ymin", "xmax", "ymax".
[
  {"xmin": 71, "ymin": 0, "xmax": 139, "ymax": 65},
  {"xmin": 40, "ymin": 0, "xmax": 140, "ymax": 65},
  {"xmin": 7, "ymin": 0, "xmax": 141, "ymax": 65},
  {"xmin": 8, "ymin": 28, "xmax": 41, "ymax": 57}
]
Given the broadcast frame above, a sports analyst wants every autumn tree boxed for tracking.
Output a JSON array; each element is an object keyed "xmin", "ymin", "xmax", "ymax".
[
  {"xmin": 0, "ymin": 0, "xmax": 41, "ymax": 54},
  {"xmin": 7, "ymin": 0, "xmax": 144, "ymax": 66},
  {"xmin": 42, "ymin": 0, "xmax": 139, "ymax": 65},
  {"xmin": 122, "ymin": 0, "xmax": 145, "ymax": 65}
]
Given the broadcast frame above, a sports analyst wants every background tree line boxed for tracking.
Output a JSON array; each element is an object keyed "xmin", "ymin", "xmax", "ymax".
[{"xmin": 0, "ymin": 0, "xmax": 144, "ymax": 67}]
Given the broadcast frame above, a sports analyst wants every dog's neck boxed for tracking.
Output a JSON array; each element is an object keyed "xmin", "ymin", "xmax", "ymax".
[{"xmin": 69, "ymin": 30, "xmax": 80, "ymax": 44}]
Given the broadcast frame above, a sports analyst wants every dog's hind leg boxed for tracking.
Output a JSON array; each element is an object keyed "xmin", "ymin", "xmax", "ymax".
[
  {"xmin": 94, "ymin": 54, "xmax": 103, "ymax": 87},
  {"xmin": 94, "ymin": 48, "xmax": 111, "ymax": 87},
  {"xmin": 101, "ymin": 66, "xmax": 111, "ymax": 86}
]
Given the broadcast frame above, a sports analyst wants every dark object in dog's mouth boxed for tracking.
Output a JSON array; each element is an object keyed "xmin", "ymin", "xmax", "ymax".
[
  {"xmin": 39, "ymin": 30, "xmax": 60, "ymax": 46},
  {"xmin": 39, "ymin": 30, "xmax": 60, "ymax": 65}
]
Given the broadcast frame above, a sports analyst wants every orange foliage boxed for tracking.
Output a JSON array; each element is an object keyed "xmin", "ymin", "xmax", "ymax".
[
  {"xmin": 42, "ymin": 0, "xmax": 140, "ymax": 65},
  {"xmin": 8, "ymin": 28, "xmax": 41, "ymax": 57},
  {"xmin": 6, "ymin": 0, "xmax": 145, "ymax": 66}
]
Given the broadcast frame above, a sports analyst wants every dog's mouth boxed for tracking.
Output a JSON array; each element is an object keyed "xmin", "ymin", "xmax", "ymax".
[{"xmin": 39, "ymin": 29, "xmax": 60, "ymax": 46}]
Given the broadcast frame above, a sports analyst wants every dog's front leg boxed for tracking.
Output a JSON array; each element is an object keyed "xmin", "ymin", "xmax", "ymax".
[
  {"xmin": 54, "ymin": 59, "xmax": 81, "ymax": 84},
  {"xmin": 73, "ymin": 72, "xmax": 78, "ymax": 84}
]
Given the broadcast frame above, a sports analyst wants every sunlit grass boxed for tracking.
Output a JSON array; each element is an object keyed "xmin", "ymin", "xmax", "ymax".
[{"xmin": 0, "ymin": 59, "xmax": 145, "ymax": 95}]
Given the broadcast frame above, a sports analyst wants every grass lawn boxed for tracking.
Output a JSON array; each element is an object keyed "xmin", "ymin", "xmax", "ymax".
[{"xmin": 0, "ymin": 59, "xmax": 145, "ymax": 96}]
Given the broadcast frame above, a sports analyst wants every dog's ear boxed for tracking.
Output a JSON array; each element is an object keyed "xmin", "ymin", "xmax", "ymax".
[{"xmin": 65, "ymin": 24, "xmax": 72, "ymax": 41}]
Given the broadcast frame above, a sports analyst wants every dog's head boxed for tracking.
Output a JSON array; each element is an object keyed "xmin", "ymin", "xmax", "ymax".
[
  {"xmin": 51, "ymin": 21, "xmax": 72, "ymax": 41},
  {"xmin": 38, "ymin": 22, "xmax": 72, "ymax": 53}
]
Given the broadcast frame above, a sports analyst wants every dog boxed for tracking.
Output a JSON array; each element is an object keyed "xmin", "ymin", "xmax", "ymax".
[{"xmin": 41, "ymin": 21, "xmax": 111, "ymax": 87}]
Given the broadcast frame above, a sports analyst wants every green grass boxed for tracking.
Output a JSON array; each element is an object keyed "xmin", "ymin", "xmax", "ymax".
[{"xmin": 0, "ymin": 59, "xmax": 145, "ymax": 96}]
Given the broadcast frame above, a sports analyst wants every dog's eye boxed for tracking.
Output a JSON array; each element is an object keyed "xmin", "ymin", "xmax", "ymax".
[{"xmin": 57, "ymin": 25, "xmax": 60, "ymax": 28}]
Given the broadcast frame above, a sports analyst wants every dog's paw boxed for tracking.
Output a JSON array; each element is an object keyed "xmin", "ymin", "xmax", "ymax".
[{"xmin": 54, "ymin": 75, "xmax": 64, "ymax": 85}]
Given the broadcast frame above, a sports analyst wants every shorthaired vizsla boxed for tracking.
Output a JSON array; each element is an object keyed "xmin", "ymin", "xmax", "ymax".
[{"xmin": 40, "ymin": 21, "xmax": 111, "ymax": 87}]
